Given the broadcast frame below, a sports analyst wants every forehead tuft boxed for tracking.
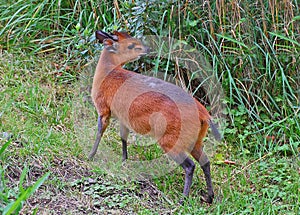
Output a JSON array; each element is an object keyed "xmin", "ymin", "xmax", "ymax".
[
  {"xmin": 120, "ymin": 38, "xmax": 142, "ymax": 44},
  {"xmin": 113, "ymin": 31, "xmax": 132, "ymax": 40}
]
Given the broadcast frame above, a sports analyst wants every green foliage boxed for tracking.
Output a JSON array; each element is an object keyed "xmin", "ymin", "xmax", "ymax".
[
  {"xmin": 0, "ymin": 140, "xmax": 49, "ymax": 215},
  {"xmin": 0, "ymin": 52, "xmax": 75, "ymax": 213},
  {"xmin": 2, "ymin": 172, "xmax": 50, "ymax": 215},
  {"xmin": 116, "ymin": 0, "xmax": 300, "ymax": 152},
  {"xmin": 80, "ymin": 179, "xmax": 136, "ymax": 209},
  {"xmin": 0, "ymin": 0, "xmax": 116, "ymax": 59}
]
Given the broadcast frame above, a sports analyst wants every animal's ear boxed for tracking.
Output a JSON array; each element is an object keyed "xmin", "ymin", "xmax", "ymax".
[
  {"xmin": 103, "ymin": 39, "xmax": 118, "ymax": 53},
  {"xmin": 95, "ymin": 30, "xmax": 111, "ymax": 43}
]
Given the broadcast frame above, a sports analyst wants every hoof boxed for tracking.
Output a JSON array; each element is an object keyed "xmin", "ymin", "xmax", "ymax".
[
  {"xmin": 179, "ymin": 198, "xmax": 184, "ymax": 205},
  {"xmin": 200, "ymin": 190, "xmax": 214, "ymax": 204},
  {"xmin": 88, "ymin": 153, "xmax": 95, "ymax": 160},
  {"xmin": 179, "ymin": 196, "xmax": 188, "ymax": 205}
]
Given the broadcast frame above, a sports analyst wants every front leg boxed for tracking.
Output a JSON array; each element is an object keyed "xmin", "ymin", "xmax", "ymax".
[
  {"xmin": 120, "ymin": 123, "xmax": 129, "ymax": 161},
  {"xmin": 88, "ymin": 114, "xmax": 110, "ymax": 159}
]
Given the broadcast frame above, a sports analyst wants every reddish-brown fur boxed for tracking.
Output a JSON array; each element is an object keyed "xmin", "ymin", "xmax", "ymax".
[{"xmin": 90, "ymin": 30, "xmax": 221, "ymax": 204}]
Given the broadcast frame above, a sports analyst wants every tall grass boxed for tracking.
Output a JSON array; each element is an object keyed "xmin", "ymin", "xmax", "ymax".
[
  {"xmin": 117, "ymin": 0, "xmax": 300, "ymax": 152},
  {"xmin": 0, "ymin": 0, "xmax": 116, "ymax": 56}
]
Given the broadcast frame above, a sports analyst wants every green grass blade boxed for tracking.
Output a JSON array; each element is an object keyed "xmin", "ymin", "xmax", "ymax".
[
  {"xmin": 0, "ymin": 140, "xmax": 11, "ymax": 157},
  {"xmin": 18, "ymin": 166, "xmax": 28, "ymax": 193},
  {"xmin": 215, "ymin": 33, "xmax": 249, "ymax": 49},
  {"xmin": 25, "ymin": 172, "xmax": 50, "ymax": 198},
  {"xmin": 3, "ymin": 172, "xmax": 50, "ymax": 215},
  {"xmin": 268, "ymin": 32, "xmax": 300, "ymax": 47}
]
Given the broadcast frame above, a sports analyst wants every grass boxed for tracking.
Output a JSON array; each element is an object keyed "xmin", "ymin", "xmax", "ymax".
[
  {"xmin": 1, "ymin": 0, "xmax": 300, "ymax": 214},
  {"xmin": 1, "ymin": 50, "xmax": 299, "ymax": 214}
]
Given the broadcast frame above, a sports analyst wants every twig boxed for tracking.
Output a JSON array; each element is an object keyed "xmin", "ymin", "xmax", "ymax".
[{"xmin": 223, "ymin": 152, "xmax": 272, "ymax": 183}]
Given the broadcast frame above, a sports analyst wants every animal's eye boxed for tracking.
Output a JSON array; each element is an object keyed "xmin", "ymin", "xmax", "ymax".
[{"xmin": 128, "ymin": 44, "xmax": 135, "ymax": 49}]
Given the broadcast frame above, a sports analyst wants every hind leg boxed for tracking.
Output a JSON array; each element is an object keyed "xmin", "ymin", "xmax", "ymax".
[
  {"xmin": 180, "ymin": 156, "xmax": 195, "ymax": 197},
  {"xmin": 180, "ymin": 156, "xmax": 195, "ymax": 204},
  {"xmin": 165, "ymin": 151, "xmax": 195, "ymax": 204},
  {"xmin": 191, "ymin": 143, "xmax": 214, "ymax": 203},
  {"xmin": 159, "ymin": 135, "xmax": 195, "ymax": 204}
]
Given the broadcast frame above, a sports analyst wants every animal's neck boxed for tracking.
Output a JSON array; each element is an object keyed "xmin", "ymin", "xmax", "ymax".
[
  {"xmin": 98, "ymin": 50, "xmax": 119, "ymax": 72},
  {"xmin": 91, "ymin": 51, "xmax": 122, "ymax": 100}
]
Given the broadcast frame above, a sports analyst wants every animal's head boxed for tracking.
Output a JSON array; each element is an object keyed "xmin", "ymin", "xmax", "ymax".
[{"xmin": 96, "ymin": 30, "xmax": 150, "ymax": 65}]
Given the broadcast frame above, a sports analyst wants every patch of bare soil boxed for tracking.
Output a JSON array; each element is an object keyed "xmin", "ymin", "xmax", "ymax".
[{"xmin": 5, "ymin": 154, "xmax": 170, "ymax": 214}]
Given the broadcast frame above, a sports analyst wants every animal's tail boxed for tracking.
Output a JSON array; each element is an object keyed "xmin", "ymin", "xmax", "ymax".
[{"xmin": 208, "ymin": 119, "xmax": 222, "ymax": 141}]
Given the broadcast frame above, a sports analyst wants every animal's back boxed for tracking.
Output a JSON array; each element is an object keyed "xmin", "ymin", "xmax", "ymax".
[{"xmin": 99, "ymin": 68, "xmax": 210, "ymax": 153}]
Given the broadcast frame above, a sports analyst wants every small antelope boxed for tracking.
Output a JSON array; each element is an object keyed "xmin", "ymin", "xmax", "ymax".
[{"xmin": 89, "ymin": 30, "xmax": 221, "ymax": 204}]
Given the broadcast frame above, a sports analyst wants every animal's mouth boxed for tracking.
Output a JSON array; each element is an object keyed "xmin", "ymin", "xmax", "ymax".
[
  {"xmin": 141, "ymin": 46, "xmax": 151, "ymax": 56},
  {"xmin": 128, "ymin": 56, "xmax": 142, "ymax": 63},
  {"xmin": 139, "ymin": 52, "xmax": 148, "ymax": 56}
]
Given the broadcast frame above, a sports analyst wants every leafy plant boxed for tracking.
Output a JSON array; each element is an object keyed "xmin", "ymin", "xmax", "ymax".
[{"xmin": 0, "ymin": 140, "xmax": 50, "ymax": 214}]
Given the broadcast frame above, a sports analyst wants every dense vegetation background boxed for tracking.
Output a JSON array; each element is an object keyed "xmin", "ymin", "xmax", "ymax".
[{"xmin": 0, "ymin": 0, "xmax": 299, "ymax": 214}]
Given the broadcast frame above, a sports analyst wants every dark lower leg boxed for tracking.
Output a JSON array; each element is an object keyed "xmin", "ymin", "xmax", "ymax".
[
  {"xmin": 191, "ymin": 147, "xmax": 214, "ymax": 204},
  {"xmin": 120, "ymin": 124, "xmax": 129, "ymax": 161},
  {"xmin": 88, "ymin": 115, "xmax": 108, "ymax": 159},
  {"xmin": 167, "ymin": 152, "xmax": 195, "ymax": 203},
  {"xmin": 200, "ymin": 153, "xmax": 214, "ymax": 203},
  {"xmin": 121, "ymin": 139, "xmax": 127, "ymax": 161},
  {"xmin": 180, "ymin": 157, "xmax": 195, "ymax": 197}
]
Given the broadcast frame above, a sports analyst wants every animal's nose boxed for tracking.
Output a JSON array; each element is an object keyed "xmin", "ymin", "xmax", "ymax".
[{"xmin": 144, "ymin": 46, "xmax": 151, "ymax": 54}]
